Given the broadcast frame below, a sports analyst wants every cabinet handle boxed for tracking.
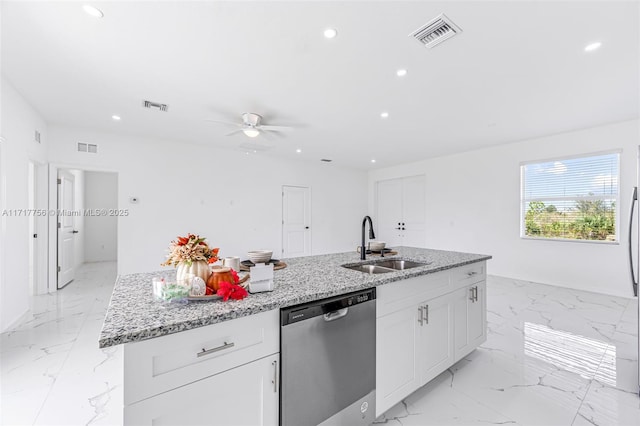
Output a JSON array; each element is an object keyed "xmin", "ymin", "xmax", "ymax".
[
  {"xmin": 418, "ymin": 306, "xmax": 424, "ymax": 325},
  {"xmin": 474, "ymin": 286, "xmax": 479, "ymax": 302},
  {"xmin": 197, "ymin": 341, "xmax": 235, "ymax": 358},
  {"xmin": 272, "ymin": 360, "xmax": 278, "ymax": 393},
  {"xmin": 469, "ymin": 287, "xmax": 475, "ymax": 302},
  {"xmin": 424, "ymin": 304, "xmax": 429, "ymax": 325},
  {"xmin": 467, "ymin": 271, "xmax": 478, "ymax": 277}
]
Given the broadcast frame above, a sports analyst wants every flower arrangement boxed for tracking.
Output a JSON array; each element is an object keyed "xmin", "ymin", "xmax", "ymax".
[{"xmin": 161, "ymin": 233, "xmax": 220, "ymax": 267}]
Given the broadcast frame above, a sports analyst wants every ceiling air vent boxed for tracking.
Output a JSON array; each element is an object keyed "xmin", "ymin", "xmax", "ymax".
[
  {"xmin": 410, "ymin": 13, "xmax": 462, "ymax": 49},
  {"xmin": 142, "ymin": 100, "xmax": 169, "ymax": 112},
  {"xmin": 77, "ymin": 142, "xmax": 98, "ymax": 153}
]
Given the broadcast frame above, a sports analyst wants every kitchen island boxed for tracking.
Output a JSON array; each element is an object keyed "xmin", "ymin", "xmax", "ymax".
[{"xmin": 99, "ymin": 247, "xmax": 491, "ymax": 425}]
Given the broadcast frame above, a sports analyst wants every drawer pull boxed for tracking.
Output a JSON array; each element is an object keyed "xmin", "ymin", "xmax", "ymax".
[
  {"xmin": 197, "ymin": 341, "xmax": 235, "ymax": 358},
  {"xmin": 467, "ymin": 271, "xmax": 478, "ymax": 277}
]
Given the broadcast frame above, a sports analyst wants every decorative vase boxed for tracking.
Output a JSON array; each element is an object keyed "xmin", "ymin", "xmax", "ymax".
[
  {"xmin": 207, "ymin": 266, "xmax": 235, "ymax": 292},
  {"xmin": 176, "ymin": 260, "xmax": 210, "ymax": 286}
]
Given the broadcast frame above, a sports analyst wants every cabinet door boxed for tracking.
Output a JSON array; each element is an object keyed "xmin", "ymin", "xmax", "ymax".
[
  {"xmin": 453, "ymin": 282, "xmax": 487, "ymax": 361},
  {"xmin": 417, "ymin": 293, "xmax": 454, "ymax": 386},
  {"xmin": 376, "ymin": 306, "xmax": 420, "ymax": 417},
  {"xmin": 124, "ymin": 353, "xmax": 279, "ymax": 426},
  {"xmin": 453, "ymin": 286, "xmax": 473, "ymax": 361},
  {"xmin": 468, "ymin": 281, "xmax": 487, "ymax": 349}
]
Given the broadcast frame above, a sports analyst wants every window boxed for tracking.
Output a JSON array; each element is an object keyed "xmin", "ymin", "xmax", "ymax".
[{"xmin": 521, "ymin": 152, "xmax": 620, "ymax": 242}]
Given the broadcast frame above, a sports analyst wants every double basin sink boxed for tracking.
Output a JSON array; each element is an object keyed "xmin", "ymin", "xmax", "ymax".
[{"xmin": 343, "ymin": 259, "xmax": 429, "ymax": 274}]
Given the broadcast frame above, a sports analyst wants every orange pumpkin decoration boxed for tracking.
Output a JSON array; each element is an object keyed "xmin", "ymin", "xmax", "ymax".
[{"xmin": 207, "ymin": 266, "xmax": 235, "ymax": 292}]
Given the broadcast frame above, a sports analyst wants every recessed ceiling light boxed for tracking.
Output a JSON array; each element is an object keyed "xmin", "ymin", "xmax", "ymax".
[
  {"xmin": 112, "ymin": 115, "xmax": 121, "ymax": 121},
  {"xmin": 380, "ymin": 112, "xmax": 389, "ymax": 118},
  {"xmin": 296, "ymin": 149, "xmax": 302, "ymax": 153},
  {"xmin": 396, "ymin": 69, "xmax": 408, "ymax": 77},
  {"xmin": 83, "ymin": 5, "xmax": 104, "ymax": 18},
  {"xmin": 324, "ymin": 28, "xmax": 338, "ymax": 39},
  {"xmin": 584, "ymin": 42, "xmax": 602, "ymax": 52},
  {"xmin": 371, "ymin": 159, "xmax": 376, "ymax": 163}
]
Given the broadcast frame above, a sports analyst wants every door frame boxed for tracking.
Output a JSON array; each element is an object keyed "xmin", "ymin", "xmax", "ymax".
[
  {"xmin": 281, "ymin": 184, "xmax": 312, "ymax": 258},
  {"xmin": 0, "ymin": 136, "xmax": 5, "ymax": 301},
  {"xmin": 47, "ymin": 163, "xmax": 119, "ymax": 293},
  {"xmin": 25, "ymin": 160, "xmax": 49, "ymax": 295}
]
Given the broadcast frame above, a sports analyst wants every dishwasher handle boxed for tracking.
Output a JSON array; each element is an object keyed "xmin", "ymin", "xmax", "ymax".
[{"xmin": 323, "ymin": 308, "xmax": 349, "ymax": 322}]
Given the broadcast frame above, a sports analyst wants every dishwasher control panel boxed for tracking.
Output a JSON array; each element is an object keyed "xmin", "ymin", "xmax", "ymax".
[{"xmin": 281, "ymin": 288, "xmax": 376, "ymax": 326}]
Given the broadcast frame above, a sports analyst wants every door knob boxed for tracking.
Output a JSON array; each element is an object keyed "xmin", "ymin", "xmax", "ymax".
[{"xmin": 305, "ymin": 226, "xmax": 309, "ymax": 229}]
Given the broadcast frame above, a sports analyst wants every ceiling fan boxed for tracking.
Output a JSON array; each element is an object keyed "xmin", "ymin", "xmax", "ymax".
[{"xmin": 206, "ymin": 112, "xmax": 294, "ymax": 138}]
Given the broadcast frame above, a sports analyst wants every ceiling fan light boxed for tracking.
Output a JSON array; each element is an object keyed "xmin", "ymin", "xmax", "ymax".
[{"xmin": 243, "ymin": 129, "xmax": 260, "ymax": 138}]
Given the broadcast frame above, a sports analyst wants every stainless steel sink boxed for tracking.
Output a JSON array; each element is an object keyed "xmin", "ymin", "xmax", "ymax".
[
  {"xmin": 343, "ymin": 264, "xmax": 394, "ymax": 274},
  {"xmin": 342, "ymin": 259, "xmax": 429, "ymax": 274},
  {"xmin": 373, "ymin": 260, "xmax": 427, "ymax": 270}
]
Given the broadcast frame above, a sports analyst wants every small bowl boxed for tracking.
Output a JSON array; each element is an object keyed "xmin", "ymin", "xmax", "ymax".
[
  {"xmin": 369, "ymin": 241, "xmax": 386, "ymax": 251},
  {"xmin": 247, "ymin": 250, "xmax": 273, "ymax": 264}
]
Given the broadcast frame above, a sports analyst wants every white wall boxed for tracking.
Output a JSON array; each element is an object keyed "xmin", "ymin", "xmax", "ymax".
[
  {"xmin": 47, "ymin": 126, "xmax": 368, "ymax": 275},
  {"xmin": 369, "ymin": 120, "xmax": 640, "ymax": 298},
  {"xmin": 0, "ymin": 76, "xmax": 49, "ymax": 332},
  {"xmin": 84, "ymin": 171, "xmax": 117, "ymax": 262}
]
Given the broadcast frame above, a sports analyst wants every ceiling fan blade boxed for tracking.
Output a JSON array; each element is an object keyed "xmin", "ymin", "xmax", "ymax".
[
  {"xmin": 225, "ymin": 129, "xmax": 245, "ymax": 136},
  {"xmin": 258, "ymin": 125, "xmax": 294, "ymax": 132}
]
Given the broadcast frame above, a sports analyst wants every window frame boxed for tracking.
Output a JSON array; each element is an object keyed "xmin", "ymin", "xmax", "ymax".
[{"xmin": 519, "ymin": 150, "xmax": 621, "ymax": 244}]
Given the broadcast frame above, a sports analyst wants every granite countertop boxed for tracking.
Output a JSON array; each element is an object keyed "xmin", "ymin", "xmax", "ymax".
[{"xmin": 98, "ymin": 247, "xmax": 491, "ymax": 348}]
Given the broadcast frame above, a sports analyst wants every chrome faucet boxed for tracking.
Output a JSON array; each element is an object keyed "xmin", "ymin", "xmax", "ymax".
[{"xmin": 361, "ymin": 215, "xmax": 375, "ymax": 260}]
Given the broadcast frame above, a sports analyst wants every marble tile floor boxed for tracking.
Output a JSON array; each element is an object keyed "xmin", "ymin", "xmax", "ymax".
[
  {"xmin": 1, "ymin": 262, "xmax": 123, "ymax": 426},
  {"xmin": 1, "ymin": 263, "xmax": 638, "ymax": 425},
  {"xmin": 374, "ymin": 276, "xmax": 640, "ymax": 426}
]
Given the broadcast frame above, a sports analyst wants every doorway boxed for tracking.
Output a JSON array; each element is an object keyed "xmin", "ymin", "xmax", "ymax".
[
  {"xmin": 282, "ymin": 185, "xmax": 311, "ymax": 258},
  {"xmin": 50, "ymin": 166, "xmax": 118, "ymax": 291}
]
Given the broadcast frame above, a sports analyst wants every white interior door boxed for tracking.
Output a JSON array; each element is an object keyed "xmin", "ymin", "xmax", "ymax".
[
  {"xmin": 376, "ymin": 176, "xmax": 426, "ymax": 248},
  {"xmin": 282, "ymin": 185, "xmax": 311, "ymax": 258},
  {"xmin": 376, "ymin": 178, "xmax": 403, "ymax": 247},
  {"xmin": 402, "ymin": 175, "xmax": 426, "ymax": 247},
  {"xmin": 57, "ymin": 170, "xmax": 76, "ymax": 288}
]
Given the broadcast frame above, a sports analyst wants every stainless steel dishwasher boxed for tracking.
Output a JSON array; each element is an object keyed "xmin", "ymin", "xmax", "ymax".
[{"xmin": 280, "ymin": 288, "xmax": 376, "ymax": 426}]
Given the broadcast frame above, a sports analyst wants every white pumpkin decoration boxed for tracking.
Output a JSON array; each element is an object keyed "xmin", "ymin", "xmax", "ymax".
[{"xmin": 176, "ymin": 260, "xmax": 210, "ymax": 286}]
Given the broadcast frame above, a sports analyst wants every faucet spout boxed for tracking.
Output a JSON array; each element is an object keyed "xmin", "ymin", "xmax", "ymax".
[{"xmin": 361, "ymin": 216, "xmax": 375, "ymax": 260}]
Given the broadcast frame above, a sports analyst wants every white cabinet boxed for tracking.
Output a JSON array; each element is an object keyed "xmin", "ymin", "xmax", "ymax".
[
  {"xmin": 375, "ymin": 175, "xmax": 426, "ymax": 247},
  {"xmin": 125, "ymin": 353, "xmax": 279, "ymax": 426},
  {"xmin": 376, "ymin": 304, "xmax": 420, "ymax": 413},
  {"xmin": 123, "ymin": 309, "xmax": 280, "ymax": 426},
  {"xmin": 453, "ymin": 281, "xmax": 487, "ymax": 362},
  {"xmin": 417, "ymin": 293, "xmax": 454, "ymax": 385},
  {"xmin": 376, "ymin": 262, "xmax": 486, "ymax": 417}
]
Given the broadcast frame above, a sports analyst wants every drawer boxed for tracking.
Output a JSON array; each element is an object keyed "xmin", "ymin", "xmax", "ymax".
[
  {"xmin": 124, "ymin": 309, "xmax": 279, "ymax": 405},
  {"xmin": 377, "ymin": 271, "xmax": 450, "ymax": 318},
  {"xmin": 451, "ymin": 262, "xmax": 486, "ymax": 288}
]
